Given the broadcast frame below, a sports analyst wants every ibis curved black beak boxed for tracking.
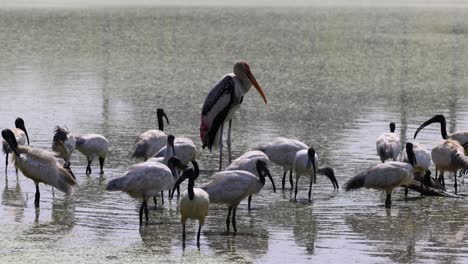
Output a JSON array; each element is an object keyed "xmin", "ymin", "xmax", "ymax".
[
  {"xmin": 2, "ymin": 129, "xmax": 20, "ymax": 156},
  {"xmin": 15, "ymin": 118, "xmax": 29, "ymax": 145},
  {"xmin": 318, "ymin": 167, "xmax": 339, "ymax": 189},
  {"xmin": 414, "ymin": 115, "xmax": 447, "ymax": 139},
  {"xmin": 171, "ymin": 168, "xmax": 192, "ymax": 199},
  {"xmin": 264, "ymin": 166, "xmax": 276, "ymax": 193}
]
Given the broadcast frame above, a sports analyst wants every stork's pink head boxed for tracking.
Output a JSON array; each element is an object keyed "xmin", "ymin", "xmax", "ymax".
[{"xmin": 233, "ymin": 61, "xmax": 267, "ymax": 104}]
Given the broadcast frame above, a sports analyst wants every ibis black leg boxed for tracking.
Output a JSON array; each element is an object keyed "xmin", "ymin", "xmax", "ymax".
[
  {"xmin": 153, "ymin": 196, "xmax": 157, "ymax": 209},
  {"xmin": 454, "ymin": 172, "xmax": 458, "ymax": 195},
  {"xmin": 282, "ymin": 170, "xmax": 287, "ymax": 190},
  {"xmin": 86, "ymin": 159, "xmax": 92, "ymax": 175},
  {"xmin": 5, "ymin": 152, "xmax": 8, "ymax": 174},
  {"xmin": 34, "ymin": 183, "xmax": 40, "ymax": 208},
  {"xmin": 248, "ymin": 195, "xmax": 252, "ymax": 210},
  {"xmin": 294, "ymin": 176, "xmax": 299, "ymax": 202},
  {"xmin": 197, "ymin": 223, "xmax": 202, "ymax": 247},
  {"xmin": 139, "ymin": 201, "xmax": 144, "ymax": 226},
  {"xmin": 232, "ymin": 206, "xmax": 237, "ymax": 233},
  {"xmin": 226, "ymin": 206, "xmax": 232, "ymax": 233},
  {"xmin": 99, "ymin": 157, "xmax": 105, "ymax": 174},
  {"xmin": 404, "ymin": 187, "xmax": 408, "ymax": 198},
  {"xmin": 161, "ymin": 191, "xmax": 164, "ymax": 204},
  {"xmin": 308, "ymin": 179, "xmax": 313, "ymax": 202},
  {"xmin": 144, "ymin": 201, "xmax": 149, "ymax": 225},
  {"xmin": 289, "ymin": 170, "xmax": 294, "ymax": 190},
  {"xmin": 385, "ymin": 193, "xmax": 391, "ymax": 208},
  {"xmin": 182, "ymin": 223, "xmax": 186, "ymax": 248}
]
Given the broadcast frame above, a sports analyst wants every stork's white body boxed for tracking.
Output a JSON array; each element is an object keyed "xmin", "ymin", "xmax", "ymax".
[{"xmin": 376, "ymin": 132, "xmax": 401, "ymax": 162}]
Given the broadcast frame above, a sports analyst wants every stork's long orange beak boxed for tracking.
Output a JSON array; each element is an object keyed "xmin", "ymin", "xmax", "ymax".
[{"xmin": 247, "ymin": 71, "xmax": 267, "ymax": 104}]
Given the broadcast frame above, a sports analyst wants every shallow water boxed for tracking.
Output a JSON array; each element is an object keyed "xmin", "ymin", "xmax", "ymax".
[{"xmin": 1, "ymin": 5, "xmax": 468, "ymax": 264}]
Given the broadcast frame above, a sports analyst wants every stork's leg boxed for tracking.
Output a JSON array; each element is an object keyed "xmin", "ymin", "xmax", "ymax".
[
  {"xmin": 197, "ymin": 223, "xmax": 202, "ymax": 247},
  {"xmin": 454, "ymin": 171, "xmax": 458, "ymax": 195},
  {"xmin": 34, "ymin": 183, "xmax": 40, "ymax": 208},
  {"xmin": 226, "ymin": 206, "xmax": 232, "ymax": 233},
  {"xmin": 99, "ymin": 157, "xmax": 105, "ymax": 174},
  {"xmin": 227, "ymin": 119, "xmax": 232, "ymax": 164},
  {"xmin": 248, "ymin": 195, "xmax": 252, "ymax": 210},
  {"xmin": 385, "ymin": 192, "xmax": 392, "ymax": 208},
  {"xmin": 218, "ymin": 123, "xmax": 224, "ymax": 171},
  {"xmin": 308, "ymin": 178, "xmax": 313, "ymax": 202},
  {"xmin": 282, "ymin": 170, "xmax": 287, "ymax": 190},
  {"xmin": 294, "ymin": 175, "xmax": 299, "ymax": 202},
  {"xmin": 86, "ymin": 159, "xmax": 92, "ymax": 175},
  {"xmin": 289, "ymin": 170, "xmax": 294, "ymax": 190},
  {"xmin": 232, "ymin": 206, "xmax": 238, "ymax": 233}
]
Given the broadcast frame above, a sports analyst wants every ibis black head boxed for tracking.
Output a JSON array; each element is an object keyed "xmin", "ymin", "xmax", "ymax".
[
  {"xmin": 157, "ymin": 108, "xmax": 169, "ymax": 131},
  {"xmin": 15, "ymin": 118, "xmax": 29, "ymax": 145},
  {"xmin": 405, "ymin": 142, "xmax": 417, "ymax": 167},
  {"xmin": 389, "ymin": 122, "xmax": 396, "ymax": 133},
  {"xmin": 255, "ymin": 160, "xmax": 276, "ymax": 193},
  {"xmin": 2, "ymin": 129, "xmax": 19, "ymax": 156}
]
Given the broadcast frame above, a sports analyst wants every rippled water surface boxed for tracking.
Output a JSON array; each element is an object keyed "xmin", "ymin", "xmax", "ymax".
[{"xmin": 1, "ymin": 4, "xmax": 468, "ymax": 263}]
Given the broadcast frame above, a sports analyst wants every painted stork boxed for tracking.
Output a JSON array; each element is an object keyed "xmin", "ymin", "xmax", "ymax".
[
  {"xmin": 376, "ymin": 122, "xmax": 401, "ymax": 163},
  {"xmin": 345, "ymin": 142, "xmax": 417, "ymax": 208},
  {"xmin": 106, "ymin": 156, "xmax": 185, "ymax": 226},
  {"xmin": 225, "ymin": 150, "xmax": 276, "ymax": 209},
  {"xmin": 75, "ymin": 134, "xmax": 110, "ymax": 175},
  {"xmin": 200, "ymin": 61, "xmax": 267, "ymax": 171},
  {"xmin": 132, "ymin": 108, "xmax": 170, "ymax": 161},
  {"xmin": 52, "ymin": 126, "xmax": 75, "ymax": 168},
  {"xmin": 431, "ymin": 139, "xmax": 468, "ymax": 194},
  {"xmin": 414, "ymin": 114, "xmax": 468, "ymax": 150},
  {"xmin": 255, "ymin": 137, "xmax": 308, "ymax": 190},
  {"xmin": 171, "ymin": 163, "xmax": 209, "ymax": 248},
  {"xmin": 2, "ymin": 129, "xmax": 76, "ymax": 208},
  {"xmin": 201, "ymin": 160, "xmax": 275, "ymax": 233},
  {"xmin": 2, "ymin": 117, "xmax": 29, "ymax": 174}
]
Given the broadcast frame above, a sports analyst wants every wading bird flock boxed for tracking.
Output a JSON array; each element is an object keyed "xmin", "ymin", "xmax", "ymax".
[{"xmin": 2, "ymin": 61, "xmax": 468, "ymax": 249}]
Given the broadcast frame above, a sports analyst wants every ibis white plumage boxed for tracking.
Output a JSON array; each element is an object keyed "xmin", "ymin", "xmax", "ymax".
[
  {"xmin": 52, "ymin": 125, "xmax": 75, "ymax": 168},
  {"xmin": 171, "ymin": 163, "xmax": 209, "ymax": 248},
  {"xmin": 201, "ymin": 160, "xmax": 275, "ymax": 233},
  {"xmin": 200, "ymin": 61, "xmax": 267, "ymax": 171},
  {"xmin": 75, "ymin": 133, "xmax": 110, "ymax": 175},
  {"xmin": 225, "ymin": 150, "xmax": 276, "ymax": 209},
  {"xmin": 255, "ymin": 137, "xmax": 308, "ymax": 190},
  {"xmin": 2, "ymin": 129, "xmax": 76, "ymax": 208},
  {"xmin": 293, "ymin": 147, "xmax": 339, "ymax": 202},
  {"xmin": 106, "ymin": 156, "xmax": 185, "ymax": 226},
  {"xmin": 132, "ymin": 108, "xmax": 170, "ymax": 161},
  {"xmin": 345, "ymin": 142, "xmax": 417, "ymax": 208},
  {"xmin": 430, "ymin": 139, "xmax": 468, "ymax": 194},
  {"xmin": 376, "ymin": 122, "xmax": 401, "ymax": 163},
  {"xmin": 2, "ymin": 117, "xmax": 29, "ymax": 174}
]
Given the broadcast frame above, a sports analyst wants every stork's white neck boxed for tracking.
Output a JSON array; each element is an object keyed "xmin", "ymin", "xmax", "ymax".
[{"xmin": 233, "ymin": 73, "xmax": 252, "ymax": 95}]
